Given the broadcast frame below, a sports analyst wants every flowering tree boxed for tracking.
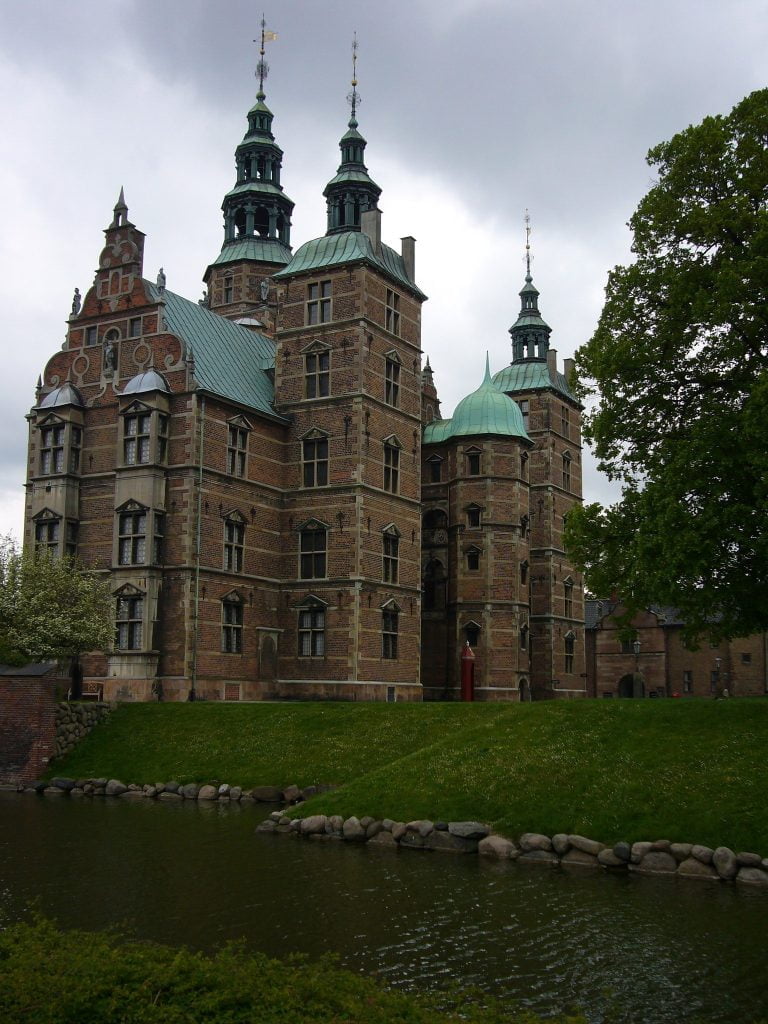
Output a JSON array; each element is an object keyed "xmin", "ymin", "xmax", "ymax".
[{"xmin": 0, "ymin": 536, "xmax": 113, "ymax": 665}]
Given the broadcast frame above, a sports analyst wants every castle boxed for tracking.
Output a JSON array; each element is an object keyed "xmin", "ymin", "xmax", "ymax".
[{"xmin": 23, "ymin": 45, "xmax": 586, "ymax": 703}]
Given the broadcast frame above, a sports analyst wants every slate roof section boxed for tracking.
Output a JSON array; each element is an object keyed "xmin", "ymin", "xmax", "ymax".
[
  {"xmin": 274, "ymin": 230, "xmax": 426, "ymax": 299},
  {"xmin": 149, "ymin": 285, "xmax": 284, "ymax": 421},
  {"xmin": 585, "ymin": 599, "xmax": 686, "ymax": 630},
  {"xmin": 493, "ymin": 361, "xmax": 576, "ymax": 401}
]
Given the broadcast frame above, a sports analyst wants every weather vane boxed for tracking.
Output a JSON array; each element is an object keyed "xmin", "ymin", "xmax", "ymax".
[
  {"xmin": 524, "ymin": 209, "xmax": 533, "ymax": 276},
  {"xmin": 347, "ymin": 33, "xmax": 360, "ymax": 122},
  {"xmin": 254, "ymin": 14, "xmax": 278, "ymax": 96}
]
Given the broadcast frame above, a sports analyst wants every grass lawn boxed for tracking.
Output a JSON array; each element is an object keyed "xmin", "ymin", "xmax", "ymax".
[{"xmin": 50, "ymin": 698, "xmax": 768, "ymax": 853}]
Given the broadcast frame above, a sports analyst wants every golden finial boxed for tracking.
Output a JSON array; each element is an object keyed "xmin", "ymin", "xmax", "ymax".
[{"xmin": 254, "ymin": 14, "xmax": 278, "ymax": 98}]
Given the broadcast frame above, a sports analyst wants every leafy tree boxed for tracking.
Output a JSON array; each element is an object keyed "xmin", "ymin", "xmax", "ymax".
[
  {"xmin": 0, "ymin": 535, "xmax": 113, "ymax": 665},
  {"xmin": 566, "ymin": 88, "xmax": 768, "ymax": 641}
]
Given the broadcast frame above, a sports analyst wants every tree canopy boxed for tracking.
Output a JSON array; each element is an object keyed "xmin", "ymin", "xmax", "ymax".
[
  {"xmin": 0, "ymin": 536, "xmax": 113, "ymax": 665},
  {"xmin": 566, "ymin": 88, "xmax": 768, "ymax": 641}
]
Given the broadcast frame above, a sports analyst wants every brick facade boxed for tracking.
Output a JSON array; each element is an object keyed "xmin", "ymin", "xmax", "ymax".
[{"xmin": 0, "ymin": 665, "xmax": 62, "ymax": 785}]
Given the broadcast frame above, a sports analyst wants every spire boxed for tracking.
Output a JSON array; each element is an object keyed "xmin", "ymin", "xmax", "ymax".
[
  {"xmin": 210, "ymin": 17, "xmax": 293, "ymax": 273},
  {"xmin": 324, "ymin": 35, "xmax": 382, "ymax": 235},
  {"xmin": 509, "ymin": 212, "xmax": 551, "ymax": 363},
  {"xmin": 111, "ymin": 187, "xmax": 130, "ymax": 228},
  {"xmin": 483, "ymin": 351, "xmax": 492, "ymax": 383}
]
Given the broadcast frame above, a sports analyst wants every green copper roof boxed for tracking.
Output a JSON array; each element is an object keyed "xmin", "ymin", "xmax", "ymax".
[
  {"xmin": 493, "ymin": 361, "xmax": 575, "ymax": 400},
  {"xmin": 273, "ymin": 230, "xmax": 426, "ymax": 299},
  {"xmin": 325, "ymin": 168, "xmax": 382, "ymax": 188},
  {"xmin": 224, "ymin": 182, "xmax": 287, "ymax": 200},
  {"xmin": 424, "ymin": 358, "xmax": 530, "ymax": 443},
  {"xmin": 211, "ymin": 237, "xmax": 292, "ymax": 267},
  {"xmin": 148, "ymin": 284, "xmax": 283, "ymax": 420}
]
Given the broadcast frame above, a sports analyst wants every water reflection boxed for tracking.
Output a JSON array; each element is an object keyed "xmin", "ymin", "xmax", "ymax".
[{"xmin": 0, "ymin": 792, "xmax": 765, "ymax": 1023}]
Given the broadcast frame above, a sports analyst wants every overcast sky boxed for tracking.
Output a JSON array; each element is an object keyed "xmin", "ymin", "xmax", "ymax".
[{"xmin": 1, "ymin": 0, "xmax": 765, "ymax": 539}]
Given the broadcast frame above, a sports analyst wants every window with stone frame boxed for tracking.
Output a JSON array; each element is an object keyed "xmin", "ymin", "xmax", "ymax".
[
  {"xmin": 520, "ymin": 623, "xmax": 529, "ymax": 651},
  {"xmin": 520, "ymin": 560, "xmax": 529, "ymax": 586},
  {"xmin": 564, "ymin": 631, "xmax": 576, "ymax": 673},
  {"xmin": 118, "ymin": 506, "xmax": 147, "ymax": 565},
  {"xmin": 520, "ymin": 451, "xmax": 528, "ymax": 479},
  {"xmin": 224, "ymin": 275, "xmax": 233, "ymax": 303},
  {"xmin": 34, "ymin": 515, "xmax": 60, "ymax": 555},
  {"xmin": 227, "ymin": 421, "xmax": 249, "ymax": 477},
  {"xmin": 123, "ymin": 410, "xmax": 152, "ymax": 465},
  {"xmin": 683, "ymin": 670, "xmax": 693, "ymax": 693},
  {"xmin": 426, "ymin": 456, "xmax": 442, "ymax": 483},
  {"xmin": 562, "ymin": 452, "xmax": 572, "ymax": 491},
  {"xmin": 466, "ymin": 504, "xmax": 482, "ymax": 529},
  {"xmin": 382, "ymin": 604, "xmax": 399, "ymax": 659},
  {"xmin": 305, "ymin": 348, "xmax": 330, "ymax": 398},
  {"xmin": 385, "ymin": 353, "xmax": 401, "ymax": 406},
  {"xmin": 561, "ymin": 404, "xmax": 570, "ymax": 438},
  {"xmin": 223, "ymin": 512, "xmax": 246, "ymax": 572},
  {"xmin": 385, "ymin": 289, "xmax": 400, "ymax": 335},
  {"xmin": 39, "ymin": 421, "xmax": 66, "ymax": 475},
  {"xmin": 307, "ymin": 280, "xmax": 331, "ymax": 324},
  {"xmin": 466, "ymin": 546, "xmax": 481, "ymax": 571},
  {"xmin": 465, "ymin": 622, "xmax": 480, "ymax": 648},
  {"xmin": 222, "ymin": 594, "xmax": 244, "ymax": 653},
  {"xmin": 298, "ymin": 603, "xmax": 325, "ymax": 657},
  {"xmin": 383, "ymin": 438, "xmax": 401, "ymax": 493},
  {"xmin": 115, "ymin": 589, "xmax": 143, "ymax": 651},
  {"xmin": 564, "ymin": 577, "xmax": 574, "ymax": 618},
  {"xmin": 299, "ymin": 523, "xmax": 327, "ymax": 580},
  {"xmin": 382, "ymin": 526, "xmax": 400, "ymax": 583},
  {"xmin": 517, "ymin": 399, "xmax": 530, "ymax": 430},
  {"xmin": 466, "ymin": 447, "xmax": 482, "ymax": 476},
  {"xmin": 302, "ymin": 433, "xmax": 329, "ymax": 487},
  {"xmin": 129, "ymin": 317, "xmax": 142, "ymax": 338}
]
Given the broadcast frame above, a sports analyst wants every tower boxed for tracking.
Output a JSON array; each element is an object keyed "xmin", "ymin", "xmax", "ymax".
[
  {"xmin": 204, "ymin": 19, "xmax": 294, "ymax": 325},
  {"xmin": 493, "ymin": 218, "xmax": 586, "ymax": 698}
]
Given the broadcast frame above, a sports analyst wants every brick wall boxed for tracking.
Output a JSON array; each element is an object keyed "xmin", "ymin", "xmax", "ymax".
[{"xmin": 0, "ymin": 666, "xmax": 62, "ymax": 785}]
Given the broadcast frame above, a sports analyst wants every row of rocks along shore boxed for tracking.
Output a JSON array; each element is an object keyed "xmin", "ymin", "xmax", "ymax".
[{"xmin": 20, "ymin": 777, "xmax": 768, "ymax": 889}]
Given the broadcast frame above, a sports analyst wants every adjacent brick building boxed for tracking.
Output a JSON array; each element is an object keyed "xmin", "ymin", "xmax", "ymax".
[{"xmin": 23, "ymin": 71, "xmax": 586, "ymax": 703}]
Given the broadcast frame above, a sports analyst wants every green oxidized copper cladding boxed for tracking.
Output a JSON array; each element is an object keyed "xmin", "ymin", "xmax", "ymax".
[
  {"xmin": 424, "ymin": 359, "xmax": 530, "ymax": 443},
  {"xmin": 492, "ymin": 362, "xmax": 575, "ymax": 400}
]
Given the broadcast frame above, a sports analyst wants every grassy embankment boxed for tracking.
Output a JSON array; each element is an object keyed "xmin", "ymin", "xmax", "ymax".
[
  {"xmin": 0, "ymin": 918, "xmax": 586, "ymax": 1024},
  {"xmin": 51, "ymin": 698, "xmax": 768, "ymax": 852}
]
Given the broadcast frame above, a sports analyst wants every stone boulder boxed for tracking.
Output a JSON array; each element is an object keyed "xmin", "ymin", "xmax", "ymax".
[
  {"xmin": 519, "ymin": 832, "xmax": 552, "ymax": 852},
  {"xmin": 181, "ymin": 783, "xmax": 200, "ymax": 800},
  {"xmin": 448, "ymin": 821, "xmax": 490, "ymax": 840},
  {"xmin": 597, "ymin": 849, "xmax": 627, "ymax": 868},
  {"xmin": 552, "ymin": 834, "xmax": 570, "ymax": 856},
  {"xmin": 105, "ymin": 779, "xmax": 127, "ymax": 797},
  {"xmin": 561, "ymin": 849, "xmax": 599, "ymax": 869},
  {"xmin": 399, "ymin": 831, "xmax": 425, "ymax": 850},
  {"xmin": 691, "ymin": 844, "xmax": 714, "ymax": 864},
  {"xmin": 368, "ymin": 830, "xmax": 397, "ymax": 848},
  {"xmin": 197, "ymin": 785, "xmax": 218, "ymax": 801},
  {"xmin": 299, "ymin": 815, "xmax": 328, "ymax": 836},
  {"xmin": 677, "ymin": 857, "xmax": 719, "ymax": 880},
  {"xmin": 736, "ymin": 852, "xmax": 763, "ymax": 867},
  {"xmin": 478, "ymin": 835, "xmax": 517, "ymax": 860},
  {"xmin": 342, "ymin": 817, "xmax": 367, "ymax": 842},
  {"xmin": 282, "ymin": 784, "xmax": 301, "ymax": 803},
  {"xmin": 713, "ymin": 847, "xmax": 738, "ymax": 880},
  {"xmin": 630, "ymin": 841, "xmax": 653, "ymax": 863},
  {"xmin": 613, "ymin": 841, "xmax": 631, "ymax": 862},
  {"xmin": 251, "ymin": 786, "xmax": 283, "ymax": 803},
  {"xmin": 568, "ymin": 835, "xmax": 604, "ymax": 857},
  {"xmin": 425, "ymin": 831, "xmax": 478, "ymax": 854},
  {"xmin": 670, "ymin": 843, "xmax": 693, "ymax": 861},
  {"xmin": 52, "ymin": 777, "xmax": 75, "ymax": 791},
  {"xmin": 736, "ymin": 867, "xmax": 768, "ymax": 887},
  {"xmin": 635, "ymin": 851, "xmax": 677, "ymax": 875},
  {"xmin": 518, "ymin": 849, "xmax": 558, "ymax": 866}
]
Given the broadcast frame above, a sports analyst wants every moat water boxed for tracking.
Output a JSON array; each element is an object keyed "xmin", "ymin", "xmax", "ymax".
[{"xmin": 1, "ymin": 791, "xmax": 766, "ymax": 1023}]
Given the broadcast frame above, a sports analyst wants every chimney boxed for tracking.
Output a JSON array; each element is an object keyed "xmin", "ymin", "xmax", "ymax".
[
  {"xmin": 563, "ymin": 357, "xmax": 575, "ymax": 385},
  {"xmin": 547, "ymin": 348, "xmax": 558, "ymax": 380},
  {"xmin": 401, "ymin": 236, "xmax": 416, "ymax": 282},
  {"xmin": 361, "ymin": 209, "xmax": 382, "ymax": 256}
]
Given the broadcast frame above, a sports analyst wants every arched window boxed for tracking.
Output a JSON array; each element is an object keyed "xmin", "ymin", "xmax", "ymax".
[
  {"xmin": 222, "ymin": 593, "xmax": 244, "ymax": 653},
  {"xmin": 565, "ymin": 631, "xmax": 576, "ymax": 673},
  {"xmin": 223, "ymin": 511, "xmax": 246, "ymax": 572},
  {"xmin": 382, "ymin": 525, "xmax": 400, "ymax": 583}
]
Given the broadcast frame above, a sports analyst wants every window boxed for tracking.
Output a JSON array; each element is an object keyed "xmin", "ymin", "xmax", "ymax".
[
  {"xmin": 683, "ymin": 670, "xmax": 693, "ymax": 693},
  {"xmin": 564, "ymin": 578, "xmax": 573, "ymax": 618},
  {"xmin": 562, "ymin": 452, "xmax": 572, "ymax": 490},
  {"xmin": 224, "ymin": 276, "xmax": 233, "ymax": 303},
  {"xmin": 300, "ymin": 525, "xmax": 326, "ymax": 579},
  {"xmin": 520, "ymin": 451, "xmax": 528, "ymax": 478},
  {"xmin": 520, "ymin": 515, "xmax": 529, "ymax": 539},
  {"xmin": 69, "ymin": 427, "xmax": 82, "ymax": 472},
  {"xmin": 520, "ymin": 623, "xmax": 529, "ymax": 651},
  {"xmin": 298, "ymin": 606, "xmax": 325, "ymax": 657},
  {"xmin": 115, "ymin": 594, "xmax": 143, "ymax": 650},
  {"xmin": 520, "ymin": 560, "xmax": 528, "ymax": 586},
  {"xmin": 385, "ymin": 289, "xmax": 400, "ymax": 335},
  {"xmin": 620, "ymin": 639, "xmax": 635, "ymax": 654},
  {"xmin": 224, "ymin": 516, "xmax": 245, "ymax": 572},
  {"xmin": 153, "ymin": 513, "xmax": 164, "ymax": 563},
  {"xmin": 227, "ymin": 425, "xmax": 248, "ymax": 477},
  {"xmin": 561, "ymin": 405, "xmax": 570, "ymax": 438},
  {"xmin": 305, "ymin": 350, "xmax": 330, "ymax": 398},
  {"xmin": 123, "ymin": 411, "xmax": 151, "ymax": 465},
  {"xmin": 423, "ymin": 559, "xmax": 446, "ymax": 612},
  {"xmin": 129, "ymin": 317, "xmax": 142, "ymax": 338},
  {"xmin": 65, "ymin": 521, "xmax": 78, "ymax": 557},
  {"xmin": 383, "ymin": 440, "xmax": 400, "ymax": 493},
  {"xmin": 465, "ymin": 622, "xmax": 480, "ymax": 647},
  {"xmin": 741, "ymin": 652, "xmax": 752, "ymax": 665},
  {"xmin": 35, "ymin": 516, "xmax": 60, "ymax": 555},
  {"xmin": 382, "ymin": 607, "xmax": 399, "ymax": 659},
  {"xmin": 565, "ymin": 632, "xmax": 576, "ymax": 673},
  {"xmin": 517, "ymin": 399, "xmax": 529, "ymax": 429},
  {"xmin": 40, "ymin": 422, "xmax": 65, "ymax": 474},
  {"xmin": 383, "ymin": 529, "xmax": 399, "ymax": 583},
  {"xmin": 222, "ymin": 596, "xmax": 244, "ymax": 653},
  {"xmin": 385, "ymin": 355, "xmax": 400, "ymax": 406},
  {"xmin": 86, "ymin": 326, "xmax": 98, "ymax": 346},
  {"xmin": 307, "ymin": 281, "xmax": 331, "ymax": 324},
  {"xmin": 427, "ymin": 457, "xmax": 442, "ymax": 483},
  {"xmin": 303, "ymin": 435, "xmax": 328, "ymax": 487},
  {"xmin": 466, "ymin": 505, "xmax": 482, "ymax": 528},
  {"xmin": 118, "ymin": 508, "xmax": 147, "ymax": 565},
  {"xmin": 467, "ymin": 546, "xmax": 481, "ymax": 571},
  {"xmin": 466, "ymin": 448, "xmax": 481, "ymax": 475}
]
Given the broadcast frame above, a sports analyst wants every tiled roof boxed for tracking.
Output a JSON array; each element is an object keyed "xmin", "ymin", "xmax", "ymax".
[
  {"xmin": 274, "ymin": 230, "xmax": 426, "ymax": 299},
  {"xmin": 585, "ymin": 599, "xmax": 686, "ymax": 630},
  {"xmin": 151, "ymin": 285, "xmax": 284, "ymax": 420},
  {"xmin": 493, "ymin": 360, "xmax": 576, "ymax": 401}
]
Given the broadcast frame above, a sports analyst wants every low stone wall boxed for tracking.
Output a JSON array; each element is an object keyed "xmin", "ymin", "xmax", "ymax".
[
  {"xmin": 258, "ymin": 815, "xmax": 768, "ymax": 889},
  {"xmin": 53, "ymin": 702, "xmax": 113, "ymax": 760},
  {"xmin": 20, "ymin": 776, "xmax": 324, "ymax": 804}
]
